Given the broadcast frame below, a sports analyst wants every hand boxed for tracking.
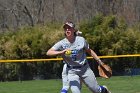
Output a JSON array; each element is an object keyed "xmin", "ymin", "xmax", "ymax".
[
  {"xmin": 98, "ymin": 63, "xmax": 112, "ymax": 79},
  {"xmin": 61, "ymin": 48, "xmax": 71, "ymax": 55}
]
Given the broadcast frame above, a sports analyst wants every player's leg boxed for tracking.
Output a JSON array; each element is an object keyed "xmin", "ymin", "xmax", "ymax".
[
  {"xmin": 68, "ymin": 70, "xmax": 81, "ymax": 93},
  {"xmin": 61, "ymin": 64, "xmax": 69, "ymax": 93},
  {"xmin": 82, "ymin": 67, "xmax": 100, "ymax": 93},
  {"xmin": 82, "ymin": 66, "xmax": 111, "ymax": 93}
]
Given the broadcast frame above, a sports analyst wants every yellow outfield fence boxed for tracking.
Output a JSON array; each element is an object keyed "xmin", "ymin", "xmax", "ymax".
[{"xmin": 0, "ymin": 54, "xmax": 140, "ymax": 63}]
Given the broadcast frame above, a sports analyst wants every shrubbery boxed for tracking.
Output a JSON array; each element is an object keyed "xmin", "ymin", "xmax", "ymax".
[
  {"xmin": 0, "ymin": 15, "xmax": 140, "ymax": 81},
  {"xmin": 80, "ymin": 15, "xmax": 140, "ymax": 55}
]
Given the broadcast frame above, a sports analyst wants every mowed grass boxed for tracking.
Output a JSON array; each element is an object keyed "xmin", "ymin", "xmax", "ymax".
[{"xmin": 0, "ymin": 76, "xmax": 140, "ymax": 93}]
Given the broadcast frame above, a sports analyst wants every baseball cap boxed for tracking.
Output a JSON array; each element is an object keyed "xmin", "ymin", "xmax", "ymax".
[{"xmin": 63, "ymin": 21, "xmax": 75, "ymax": 30}]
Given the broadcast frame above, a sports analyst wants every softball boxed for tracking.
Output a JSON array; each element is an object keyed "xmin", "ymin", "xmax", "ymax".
[{"xmin": 65, "ymin": 50, "xmax": 72, "ymax": 55}]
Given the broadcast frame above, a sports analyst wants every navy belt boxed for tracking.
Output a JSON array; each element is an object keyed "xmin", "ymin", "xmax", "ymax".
[{"xmin": 67, "ymin": 63, "xmax": 87, "ymax": 69}]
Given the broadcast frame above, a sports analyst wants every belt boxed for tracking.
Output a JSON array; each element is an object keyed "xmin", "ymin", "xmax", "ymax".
[{"xmin": 67, "ymin": 63, "xmax": 87, "ymax": 69}]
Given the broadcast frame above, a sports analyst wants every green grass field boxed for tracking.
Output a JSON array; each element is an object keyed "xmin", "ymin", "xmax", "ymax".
[{"xmin": 0, "ymin": 76, "xmax": 140, "ymax": 93}]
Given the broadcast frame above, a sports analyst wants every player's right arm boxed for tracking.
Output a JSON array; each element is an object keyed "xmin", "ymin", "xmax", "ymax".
[
  {"xmin": 46, "ymin": 40, "xmax": 70, "ymax": 56},
  {"xmin": 46, "ymin": 48, "xmax": 66, "ymax": 56}
]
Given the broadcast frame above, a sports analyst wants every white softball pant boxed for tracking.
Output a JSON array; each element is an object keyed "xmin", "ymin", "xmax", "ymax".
[
  {"xmin": 68, "ymin": 64, "xmax": 101, "ymax": 93},
  {"xmin": 61, "ymin": 64, "xmax": 69, "ymax": 91}
]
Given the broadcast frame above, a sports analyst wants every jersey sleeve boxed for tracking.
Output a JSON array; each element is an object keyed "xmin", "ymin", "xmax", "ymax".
[
  {"xmin": 51, "ymin": 41, "xmax": 63, "ymax": 51},
  {"xmin": 84, "ymin": 38, "xmax": 90, "ymax": 50}
]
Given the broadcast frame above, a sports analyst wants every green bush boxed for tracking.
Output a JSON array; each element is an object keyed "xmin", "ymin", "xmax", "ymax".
[{"xmin": 0, "ymin": 15, "xmax": 140, "ymax": 81}]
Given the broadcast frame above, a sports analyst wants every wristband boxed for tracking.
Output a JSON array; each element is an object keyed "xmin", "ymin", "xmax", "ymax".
[
  {"xmin": 96, "ymin": 59, "xmax": 103, "ymax": 65},
  {"xmin": 96, "ymin": 59, "xmax": 101, "ymax": 62}
]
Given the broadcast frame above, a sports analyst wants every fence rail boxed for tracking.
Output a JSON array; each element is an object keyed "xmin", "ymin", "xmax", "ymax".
[{"xmin": 0, "ymin": 54, "xmax": 140, "ymax": 63}]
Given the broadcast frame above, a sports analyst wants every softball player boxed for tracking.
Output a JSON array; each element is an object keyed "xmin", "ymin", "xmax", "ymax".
[
  {"xmin": 61, "ymin": 30, "xmax": 83, "ymax": 93},
  {"xmin": 47, "ymin": 21, "xmax": 111, "ymax": 93}
]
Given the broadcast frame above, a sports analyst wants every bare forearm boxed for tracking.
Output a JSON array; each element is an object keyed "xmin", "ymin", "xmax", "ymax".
[
  {"xmin": 86, "ymin": 49, "xmax": 103, "ymax": 64},
  {"xmin": 88, "ymin": 49, "xmax": 100, "ymax": 61},
  {"xmin": 46, "ymin": 49, "xmax": 64, "ymax": 56}
]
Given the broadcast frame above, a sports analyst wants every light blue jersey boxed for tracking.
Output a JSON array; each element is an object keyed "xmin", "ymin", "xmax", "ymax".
[{"xmin": 52, "ymin": 36, "xmax": 89, "ymax": 66}]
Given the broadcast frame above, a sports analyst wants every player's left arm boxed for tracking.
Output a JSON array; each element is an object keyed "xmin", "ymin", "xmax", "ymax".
[
  {"xmin": 86, "ymin": 49, "xmax": 103, "ymax": 65},
  {"xmin": 86, "ymin": 48, "xmax": 112, "ymax": 78},
  {"xmin": 83, "ymin": 37, "xmax": 103, "ymax": 64}
]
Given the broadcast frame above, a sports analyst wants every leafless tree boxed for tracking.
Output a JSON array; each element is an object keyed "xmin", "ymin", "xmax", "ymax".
[{"xmin": 0, "ymin": 0, "xmax": 139, "ymax": 31}]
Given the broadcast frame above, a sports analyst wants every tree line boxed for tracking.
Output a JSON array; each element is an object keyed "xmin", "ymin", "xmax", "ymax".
[
  {"xmin": 0, "ymin": 15, "xmax": 140, "ymax": 81},
  {"xmin": 0, "ymin": 0, "xmax": 140, "ymax": 32}
]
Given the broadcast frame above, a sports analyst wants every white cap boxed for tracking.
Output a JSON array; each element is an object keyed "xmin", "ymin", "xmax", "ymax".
[{"xmin": 63, "ymin": 21, "xmax": 75, "ymax": 29}]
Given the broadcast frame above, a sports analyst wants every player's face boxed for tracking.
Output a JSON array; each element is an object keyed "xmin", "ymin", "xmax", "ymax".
[{"xmin": 65, "ymin": 27, "xmax": 75, "ymax": 37}]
